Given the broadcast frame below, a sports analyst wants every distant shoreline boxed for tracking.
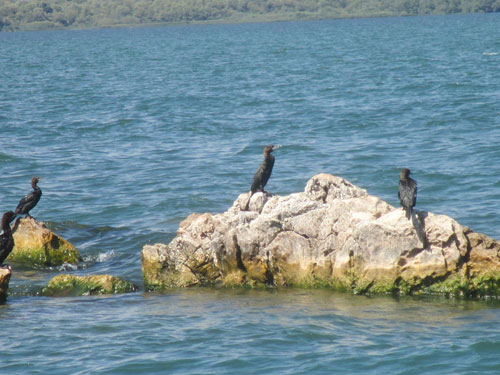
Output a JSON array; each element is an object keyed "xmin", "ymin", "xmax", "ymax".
[
  {"xmin": 1, "ymin": 0, "xmax": 499, "ymax": 32},
  {"xmin": 3, "ymin": 12, "xmax": 391, "ymax": 33}
]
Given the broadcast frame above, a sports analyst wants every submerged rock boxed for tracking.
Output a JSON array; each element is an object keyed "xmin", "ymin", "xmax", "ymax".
[
  {"xmin": 0, "ymin": 268, "xmax": 11, "ymax": 301},
  {"xmin": 141, "ymin": 173, "xmax": 500, "ymax": 298},
  {"xmin": 9, "ymin": 217, "xmax": 81, "ymax": 268},
  {"xmin": 42, "ymin": 274, "xmax": 138, "ymax": 297}
]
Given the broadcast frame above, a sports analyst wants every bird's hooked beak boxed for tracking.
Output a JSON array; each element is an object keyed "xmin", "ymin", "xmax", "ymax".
[{"xmin": 271, "ymin": 145, "xmax": 283, "ymax": 151}]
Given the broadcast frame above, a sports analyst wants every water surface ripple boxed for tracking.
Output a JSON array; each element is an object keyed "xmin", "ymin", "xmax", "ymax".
[{"xmin": 1, "ymin": 13, "xmax": 500, "ymax": 374}]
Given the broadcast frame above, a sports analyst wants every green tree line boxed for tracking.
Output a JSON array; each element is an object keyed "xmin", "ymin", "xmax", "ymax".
[{"xmin": 1, "ymin": 0, "xmax": 499, "ymax": 31}]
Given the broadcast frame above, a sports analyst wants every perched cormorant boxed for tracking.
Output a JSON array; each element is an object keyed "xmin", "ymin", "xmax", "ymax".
[
  {"xmin": 244, "ymin": 145, "xmax": 281, "ymax": 211},
  {"xmin": 13, "ymin": 177, "xmax": 42, "ymax": 221},
  {"xmin": 0, "ymin": 211, "xmax": 15, "ymax": 267},
  {"xmin": 398, "ymin": 168, "xmax": 417, "ymax": 220}
]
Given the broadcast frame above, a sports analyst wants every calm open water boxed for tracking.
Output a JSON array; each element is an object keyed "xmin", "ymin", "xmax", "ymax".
[{"xmin": 1, "ymin": 13, "xmax": 500, "ymax": 374}]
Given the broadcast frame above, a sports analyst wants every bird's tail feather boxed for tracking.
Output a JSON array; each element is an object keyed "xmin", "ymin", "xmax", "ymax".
[{"xmin": 405, "ymin": 207, "xmax": 411, "ymax": 220}]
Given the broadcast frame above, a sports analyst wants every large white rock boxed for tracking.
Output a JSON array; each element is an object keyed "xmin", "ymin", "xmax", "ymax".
[{"xmin": 142, "ymin": 174, "xmax": 500, "ymax": 298}]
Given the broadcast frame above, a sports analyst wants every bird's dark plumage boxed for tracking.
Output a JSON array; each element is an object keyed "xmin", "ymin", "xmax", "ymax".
[
  {"xmin": 0, "ymin": 211, "xmax": 15, "ymax": 266},
  {"xmin": 398, "ymin": 168, "xmax": 417, "ymax": 220},
  {"xmin": 13, "ymin": 177, "xmax": 42, "ymax": 221},
  {"xmin": 250, "ymin": 146, "xmax": 276, "ymax": 194},
  {"xmin": 244, "ymin": 145, "xmax": 281, "ymax": 210}
]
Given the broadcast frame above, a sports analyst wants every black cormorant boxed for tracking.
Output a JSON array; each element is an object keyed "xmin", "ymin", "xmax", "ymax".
[
  {"xmin": 398, "ymin": 168, "xmax": 417, "ymax": 220},
  {"xmin": 13, "ymin": 177, "xmax": 42, "ymax": 221},
  {"xmin": 244, "ymin": 145, "xmax": 281, "ymax": 211},
  {"xmin": 0, "ymin": 211, "xmax": 15, "ymax": 267}
]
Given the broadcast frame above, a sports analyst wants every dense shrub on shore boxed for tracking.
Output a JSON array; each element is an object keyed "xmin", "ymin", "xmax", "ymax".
[{"xmin": 1, "ymin": 0, "xmax": 499, "ymax": 31}]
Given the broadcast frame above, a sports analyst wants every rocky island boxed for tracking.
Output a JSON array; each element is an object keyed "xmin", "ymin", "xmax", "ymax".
[{"xmin": 142, "ymin": 174, "xmax": 500, "ymax": 298}]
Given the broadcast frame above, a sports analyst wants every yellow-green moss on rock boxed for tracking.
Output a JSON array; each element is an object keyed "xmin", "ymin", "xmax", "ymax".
[
  {"xmin": 9, "ymin": 217, "xmax": 81, "ymax": 268},
  {"xmin": 42, "ymin": 274, "xmax": 138, "ymax": 297},
  {"xmin": 141, "ymin": 245, "xmax": 199, "ymax": 290}
]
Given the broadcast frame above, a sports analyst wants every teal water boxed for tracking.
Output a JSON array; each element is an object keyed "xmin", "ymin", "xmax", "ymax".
[{"xmin": 1, "ymin": 13, "xmax": 500, "ymax": 374}]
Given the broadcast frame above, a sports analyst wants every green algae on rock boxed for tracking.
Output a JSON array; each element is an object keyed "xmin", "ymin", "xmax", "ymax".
[
  {"xmin": 42, "ymin": 274, "xmax": 138, "ymax": 297},
  {"xmin": 141, "ymin": 174, "xmax": 500, "ymax": 298},
  {"xmin": 0, "ymin": 267, "xmax": 12, "ymax": 301},
  {"xmin": 9, "ymin": 217, "xmax": 81, "ymax": 268}
]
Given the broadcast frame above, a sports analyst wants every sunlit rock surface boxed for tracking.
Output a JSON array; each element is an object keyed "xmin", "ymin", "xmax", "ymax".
[
  {"xmin": 9, "ymin": 217, "xmax": 81, "ymax": 268},
  {"xmin": 142, "ymin": 173, "xmax": 500, "ymax": 298},
  {"xmin": 0, "ymin": 267, "xmax": 12, "ymax": 301}
]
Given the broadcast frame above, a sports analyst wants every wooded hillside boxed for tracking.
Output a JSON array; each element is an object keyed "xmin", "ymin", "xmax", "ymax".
[{"xmin": 1, "ymin": 0, "xmax": 499, "ymax": 31}]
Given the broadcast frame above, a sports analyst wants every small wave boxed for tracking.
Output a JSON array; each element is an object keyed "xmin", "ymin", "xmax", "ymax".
[
  {"xmin": 82, "ymin": 250, "xmax": 115, "ymax": 265},
  {"xmin": 0, "ymin": 152, "xmax": 21, "ymax": 162},
  {"xmin": 58, "ymin": 262, "xmax": 79, "ymax": 272},
  {"xmin": 483, "ymin": 52, "xmax": 499, "ymax": 56},
  {"xmin": 96, "ymin": 250, "xmax": 115, "ymax": 262}
]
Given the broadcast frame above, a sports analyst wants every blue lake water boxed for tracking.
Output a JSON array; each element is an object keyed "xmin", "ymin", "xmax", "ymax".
[{"xmin": 1, "ymin": 13, "xmax": 500, "ymax": 374}]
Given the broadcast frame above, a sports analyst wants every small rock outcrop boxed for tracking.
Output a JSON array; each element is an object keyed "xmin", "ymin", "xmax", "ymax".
[
  {"xmin": 0, "ymin": 268, "xmax": 11, "ymax": 301},
  {"xmin": 141, "ymin": 173, "xmax": 500, "ymax": 298},
  {"xmin": 41, "ymin": 274, "xmax": 138, "ymax": 297},
  {"xmin": 9, "ymin": 217, "xmax": 81, "ymax": 268}
]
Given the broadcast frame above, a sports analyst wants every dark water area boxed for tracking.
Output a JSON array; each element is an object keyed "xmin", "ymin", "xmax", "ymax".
[{"xmin": 1, "ymin": 13, "xmax": 500, "ymax": 374}]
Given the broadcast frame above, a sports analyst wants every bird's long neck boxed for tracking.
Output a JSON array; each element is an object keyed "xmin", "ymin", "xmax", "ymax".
[{"xmin": 32, "ymin": 182, "xmax": 40, "ymax": 193}]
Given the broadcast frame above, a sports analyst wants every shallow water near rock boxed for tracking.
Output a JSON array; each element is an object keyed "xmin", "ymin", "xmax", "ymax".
[
  {"xmin": 3, "ymin": 290, "xmax": 500, "ymax": 374},
  {"xmin": 1, "ymin": 13, "xmax": 500, "ymax": 374}
]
